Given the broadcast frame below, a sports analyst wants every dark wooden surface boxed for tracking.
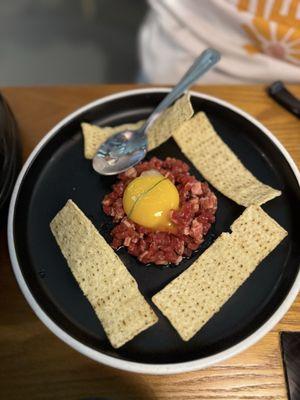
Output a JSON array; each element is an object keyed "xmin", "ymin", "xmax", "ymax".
[{"xmin": 0, "ymin": 84, "xmax": 299, "ymax": 400}]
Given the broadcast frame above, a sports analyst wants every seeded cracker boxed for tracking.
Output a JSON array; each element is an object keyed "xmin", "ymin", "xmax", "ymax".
[
  {"xmin": 81, "ymin": 94, "xmax": 193, "ymax": 159},
  {"xmin": 152, "ymin": 206, "xmax": 287, "ymax": 341},
  {"xmin": 173, "ymin": 112, "xmax": 281, "ymax": 207},
  {"xmin": 50, "ymin": 200, "xmax": 158, "ymax": 348}
]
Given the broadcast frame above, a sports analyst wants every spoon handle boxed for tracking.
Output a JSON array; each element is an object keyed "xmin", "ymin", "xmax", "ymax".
[{"xmin": 144, "ymin": 48, "xmax": 221, "ymax": 131}]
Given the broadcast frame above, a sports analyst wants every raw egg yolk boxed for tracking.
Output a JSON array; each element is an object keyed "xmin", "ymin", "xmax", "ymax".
[{"xmin": 123, "ymin": 172, "xmax": 179, "ymax": 231}]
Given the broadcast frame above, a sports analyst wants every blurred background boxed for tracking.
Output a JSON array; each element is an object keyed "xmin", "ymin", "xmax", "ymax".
[
  {"xmin": 1, "ymin": 0, "xmax": 300, "ymax": 86},
  {"xmin": 0, "ymin": 0, "xmax": 147, "ymax": 85}
]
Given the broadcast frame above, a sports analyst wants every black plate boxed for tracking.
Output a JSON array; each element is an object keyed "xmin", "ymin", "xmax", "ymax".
[{"xmin": 9, "ymin": 89, "xmax": 300, "ymax": 371}]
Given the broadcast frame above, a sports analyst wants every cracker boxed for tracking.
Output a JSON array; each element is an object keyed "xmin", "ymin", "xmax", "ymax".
[
  {"xmin": 50, "ymin": 200, "xmax": 158, "ymax": 348},
  {"xmin": 173, "ymin": 112, "xmax": 281, "ymax": 206},
  {"xmin": 81, "ymin": 93, "xmax": 193, "ymax": 159},
  {"xmin": 152, "ymin": 205, "xmax": 287, "ymax": 341},
  {"xmin": 147, "ymin": 93, "xmax": 194, "ymax": 150},
  {"xmin": 81, "ymin": 121, "xmax": 144, "ymax": 159}
]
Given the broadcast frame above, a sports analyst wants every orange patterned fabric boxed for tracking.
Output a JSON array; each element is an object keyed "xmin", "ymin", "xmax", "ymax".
[
  {"xmin": 140, "ymin": 0, "xmax": 300, "ymax": 83},
  {"xmin": 238, "ymin": 0, "xmax": 300, "ymax": 64}
]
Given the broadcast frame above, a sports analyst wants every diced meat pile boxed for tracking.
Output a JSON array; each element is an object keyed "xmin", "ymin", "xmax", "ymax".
[{"xmin": 102, "ymin": 157, "xmax": 217, "ymax": 266}]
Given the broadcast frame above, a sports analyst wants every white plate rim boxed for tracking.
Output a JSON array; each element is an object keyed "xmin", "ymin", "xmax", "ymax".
[{"xmin": 7, "ymin": 87, "xmax": 300, "ymax": 375}]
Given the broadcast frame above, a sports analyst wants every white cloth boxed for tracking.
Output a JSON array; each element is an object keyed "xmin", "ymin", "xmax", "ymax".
[{"xmin": 139, "ymin": 0, "xmax": 300, "ymax": 84}]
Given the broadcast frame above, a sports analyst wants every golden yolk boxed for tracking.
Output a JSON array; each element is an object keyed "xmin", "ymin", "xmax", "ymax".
[{"xmin": 123, "ymin": 173, "xmax": 179, "ymax": 231}]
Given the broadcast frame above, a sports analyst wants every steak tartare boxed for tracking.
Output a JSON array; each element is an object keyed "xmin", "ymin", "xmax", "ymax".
[{"xmin": 102, "ymin": 157, "xmax": 217, "ymax": 266}]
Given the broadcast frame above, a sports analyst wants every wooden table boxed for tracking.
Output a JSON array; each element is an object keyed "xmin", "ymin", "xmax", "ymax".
[{"xmin": 0, "ymin": 84, "xmax": 299, "ymax": 400}]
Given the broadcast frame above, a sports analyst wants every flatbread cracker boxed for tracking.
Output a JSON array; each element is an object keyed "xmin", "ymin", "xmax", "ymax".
[
  {"xmin": 81, "ymin": 93, "xmax": 193, "ymax": 159},
  {"xmin": 50, "ymin": 200, "xmax": 158, "ymax": 348},
  {"xmin": 147, "ymin": 93, "xmax": 193, "ymax": 149},
  {"xmin": 173, "ymin": 112, "xmax": 281, "ymax": 206},
  {"xmin": 152, "ymin": 205, "xmax": 287, "ymax": 341}
]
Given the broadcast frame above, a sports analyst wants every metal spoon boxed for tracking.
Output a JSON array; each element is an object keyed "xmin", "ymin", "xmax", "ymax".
[{"xmin": 93, "ymin": 48, "xmax": 221, "ymax": 175}]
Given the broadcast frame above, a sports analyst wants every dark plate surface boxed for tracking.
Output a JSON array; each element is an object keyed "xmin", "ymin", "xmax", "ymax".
[{"xmin": 11, "ymin": 90, "xmax": 300, "ymax": 366}]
